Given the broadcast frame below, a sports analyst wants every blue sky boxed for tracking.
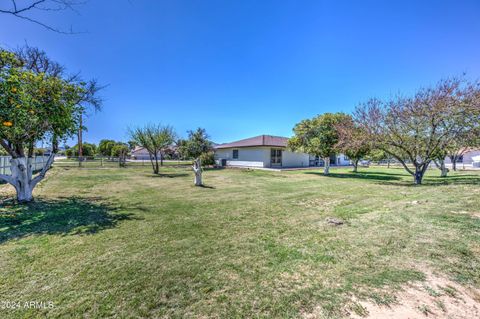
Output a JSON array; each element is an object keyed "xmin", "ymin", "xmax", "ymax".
[{"xmin": 1, "ymin": 0, "xmax": 480, "ymax": 144}]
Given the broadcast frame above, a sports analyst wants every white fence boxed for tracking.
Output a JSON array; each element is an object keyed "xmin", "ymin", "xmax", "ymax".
[{"xmin": 0, "ymin": 156, "xmax": 50, "ymax": 175}]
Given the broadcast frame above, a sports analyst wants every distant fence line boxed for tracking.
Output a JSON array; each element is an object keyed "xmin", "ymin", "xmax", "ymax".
[
  {"xmin": 53, "ymin": 156, "xmax": 191, "ymax": 168},
  {"xmin": 0, "ymin": 156, "xmax": 51, "ymax": 175}
]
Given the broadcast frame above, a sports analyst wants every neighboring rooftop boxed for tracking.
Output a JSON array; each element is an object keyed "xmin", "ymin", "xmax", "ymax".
[{"xmin": 215, "ymin": 135, "xmax": 289, "ymax": 149}]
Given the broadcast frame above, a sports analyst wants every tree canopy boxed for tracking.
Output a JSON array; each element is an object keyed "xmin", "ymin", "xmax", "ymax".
[
  {"xmin": 289, "ymin": 113, "xmax": 350, "ymax": 175},
  {"xmin": 177, "ymin": 128, "xmax": 213, "ymax": 160},
  {"xmin": 355, "ymin": 77, "xmax": 480, "ymax": 184},
  {"xmin": 0, "ymin": 46, "xmax": 102, "ymax": 202},
  {"xmin": 98, "ymin": 139, "xmax": 116, "ymax": 157},
  {"xmin": 334, "ymin": 115, "xmax": 370, "ymax": 172},
  {"xmin": 128, "ymin": 124, "xmax": 176, "ymax": 174}
]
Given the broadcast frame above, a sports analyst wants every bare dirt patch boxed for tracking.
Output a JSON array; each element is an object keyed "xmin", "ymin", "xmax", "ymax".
[{"xmin": 349, "ymin": 271, "xmax": 480, "ymax": 319}]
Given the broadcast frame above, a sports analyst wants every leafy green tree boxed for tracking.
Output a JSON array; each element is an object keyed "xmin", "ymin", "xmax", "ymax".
[
  {"xmin": 98, "ymin": 139, "xmax": 116, "ymax": 157},
  {"xmin": 111, "ymin": 143, "xmax": 129, "ymax": 167},
  {"xmin": 65, "ymin": 143, "xmax": 96, "ymax": 157},
  {"xmin": 289, "ymin": 113, "xmax": 350, "ymax": 175},
  {"xmin": 128, "ymin": 124, "xmax": 176, "ymax": 174},
  {"xmin": 199, "ymin": 151, "xmax": 215, "ymax": 166},
  {"xmin": 0, "ymin": 47, "xmax": 101, "ymax": 202},
  {"xmin": 127, "ymin": 140, "xmax": 137, "ymax": 151},
  {"xmin": 177, "ymin": 128, "xmax": 213, "ymax": 186},
  {"xmin": 110, "ymin": 143, "xmax": 129, "ymax": 157}
]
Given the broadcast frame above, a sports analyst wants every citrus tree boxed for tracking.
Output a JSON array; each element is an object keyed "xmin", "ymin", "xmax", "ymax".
[{"xmin": 0, "ymin": 48, "xmax": 101, "ymax": 202}]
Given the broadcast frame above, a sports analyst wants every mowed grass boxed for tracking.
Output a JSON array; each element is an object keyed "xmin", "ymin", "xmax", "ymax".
[{"xmin": 0, "ymin": 166, "xmax": 479, "ymax": 318}]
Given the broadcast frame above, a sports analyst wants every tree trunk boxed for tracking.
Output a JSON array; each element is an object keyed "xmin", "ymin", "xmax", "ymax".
[
  {"xmin": 149, "ymin": 155, "xmax": 156, "ymax": 173},
  {"xmin": 353, "ymin": 159, "xmax": 359, "ymax": 173},
  {"xmin": 435, "ymin": 159, "xmax": 448, "ymax": 177},
  {"xmin": 323, "ymin": 157, "xmax": 330, "ymax": 175},
  {"xmin": 413, "ymin": 163, "xmax": 428, "ymax": 185},
  {"xmin": 193, "ymin": 158, "xmax": 202, "ymax": 186},
  {"xmin": 450, "ymin": 156, "xmax": 457, "ymax": 171},
  {"xmin": 154, "ymin": 155, "xmax": 159, "ymax": 174},
  {"xmin": 160, "ymin": 152, "xmax": 164, "ymax": 166},
  {"xmin": 10, "ymin": 157, "xmax": 33, "ymax": 203}
]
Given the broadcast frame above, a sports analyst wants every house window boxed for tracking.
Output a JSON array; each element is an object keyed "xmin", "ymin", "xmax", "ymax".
[
  {"xmin": 344, "ymin": 156, "xmax": 349, "ymax": 160},
  {"xmin": 233, "ymin": 149, "xmax": 239, "ymax": 159}
]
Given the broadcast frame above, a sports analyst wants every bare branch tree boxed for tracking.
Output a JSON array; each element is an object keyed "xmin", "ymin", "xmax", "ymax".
[{"xmin": 0, "ymin": 0, "xmax": 86, "ymax": 33}]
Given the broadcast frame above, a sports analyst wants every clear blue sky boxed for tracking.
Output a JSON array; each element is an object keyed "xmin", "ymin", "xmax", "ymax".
[{"xmin": 1, "ymin": 0, "xmax": 480, "ymax": 145}]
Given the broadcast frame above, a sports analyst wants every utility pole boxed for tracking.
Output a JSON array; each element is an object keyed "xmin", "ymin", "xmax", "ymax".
[{"xmin": 78, "ymin": 112, "xmax": 83, "ymax": 166}]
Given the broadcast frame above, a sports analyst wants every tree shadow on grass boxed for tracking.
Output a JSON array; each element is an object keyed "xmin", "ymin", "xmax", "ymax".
[
  {"xmin": 146, "ymin": 173, "xmax": 189, "ymax": 178},
  {"xmin": 0, "ymin": 197, "xmax": 137, "ymax": 244},
  {"xmin": 198, "ymin": 184, "xmax": 215, "ymax": 189},
  {"xmin": 305, "ymin": 170, "xmax": 480, "ymax": 186},
  {"xmin": 378, "ymin": 174, "xmax": 480, "ymax": 187},
  {"xmin": 304, "ymin": 171, "xmax": 403, "ymax": 181}
]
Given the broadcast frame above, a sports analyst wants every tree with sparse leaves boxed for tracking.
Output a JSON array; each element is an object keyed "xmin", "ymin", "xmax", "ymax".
[
  {"xmin": 128, "ymin": 124, "xmax": 176, "ymax": 174},
  {"xmin": 0, "ymin": 0, "xmax": 85, "ymax": 33},
  {"xmin": 355, "ymin": 77, "xmax": 480, "ymax": 184},
  {"xmin": 335, "ymin": 115, "xmax": 370, "ymax": 172}
]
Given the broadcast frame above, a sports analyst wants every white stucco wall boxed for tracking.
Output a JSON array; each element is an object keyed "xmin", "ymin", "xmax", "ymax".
[
  {"xmin": 215, "ymin": 147, "xmax": 310, "ymax": 168},
  {"xmin": 282, "ymin": 151, "xmax": 310, "ymax": 167},
  {"xmin": 215, "ymin": 147, "xmax": 270, "ymax": 167},
  {"xmin": 336, "ymin": 154, "xmax": 351, "ymax": 166}
]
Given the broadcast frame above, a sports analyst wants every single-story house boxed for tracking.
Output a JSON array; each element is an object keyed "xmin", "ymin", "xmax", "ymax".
[
  {"xmin": 214, "ymin": 135, "xmax": 350, "ymax": 169},
  {"xmin": 130, "ymin": 146, "xmax": 179, "ymax": 160},
  {"xmin": 131, "ymin": 147, "xmax": 156, "ymax": 160},
  {"xmin": 444, "ymin": 148, "xmax": 480, "ymax": 167}
]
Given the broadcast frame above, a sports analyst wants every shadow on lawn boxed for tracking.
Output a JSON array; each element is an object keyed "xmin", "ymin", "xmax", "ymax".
[
  {"xmin": 305, "ymin": 170, "xmax": 480, "ymax": 186},
  {"xmin": 305, "ymin": 171, "xmax": 402, "ymax": 181},
  {"xmin": 146, "ymin": 173, "xmax": 189, "ymax": 178},
  {"xmin": 381, "ymin": 174, "xmax": 480, "ymax": 187},
  {"xmin": 0, "ymin": 197, "xmax": 136, "ymax": 244}
]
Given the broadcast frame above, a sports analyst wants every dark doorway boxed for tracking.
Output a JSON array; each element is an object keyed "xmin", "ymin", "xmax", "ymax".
[{"xmin": 329, "ymin": 154, "xmax": 337, "ymax": 165}]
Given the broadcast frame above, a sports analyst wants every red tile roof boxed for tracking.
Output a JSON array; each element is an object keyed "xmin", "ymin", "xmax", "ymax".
[{"xmin": 215, "ymin": 135, "xmax": 289, "ymax": 149}]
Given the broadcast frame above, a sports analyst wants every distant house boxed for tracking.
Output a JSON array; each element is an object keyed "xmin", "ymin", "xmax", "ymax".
[
  {"xmin": 214, "ymin": 135, "xmax": 350, "ymax": 169},
  {"xmin": 444, "ymin": 148, "xmax": 480, "ymax": 167},
  {"xmin": 130, "ymin": 147, "xmax": 155, "ymax": 160},
  {"xmin": 130, "ymin": 146, "xmax": 179, "ymax": 160}
]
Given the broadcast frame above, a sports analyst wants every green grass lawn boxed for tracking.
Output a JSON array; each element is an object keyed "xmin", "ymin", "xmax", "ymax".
[{"xmin": 0, "ymin": 166, "xmax": 479, "ymax": 318}]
